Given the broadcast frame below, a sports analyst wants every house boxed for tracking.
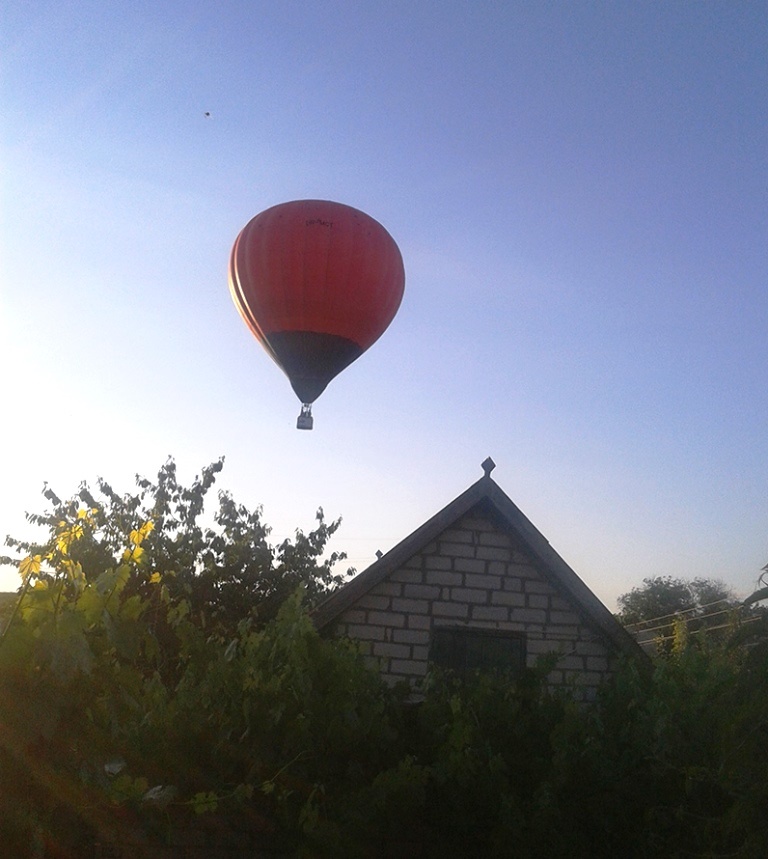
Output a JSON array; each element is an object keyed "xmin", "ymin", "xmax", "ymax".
[{"xmin": 314, "ymin": 458, "xmax": 647, "ymax": 700}]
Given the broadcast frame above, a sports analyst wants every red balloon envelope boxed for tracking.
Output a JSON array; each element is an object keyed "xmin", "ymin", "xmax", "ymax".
[{"xmin": 229, "ymin": 200, "xmax": 405, "ymax": 427}]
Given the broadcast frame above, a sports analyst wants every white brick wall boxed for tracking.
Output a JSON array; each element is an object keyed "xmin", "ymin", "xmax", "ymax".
[{"xmin": 331, "ymin": 513, "xmax": 619, "ymax": 700}]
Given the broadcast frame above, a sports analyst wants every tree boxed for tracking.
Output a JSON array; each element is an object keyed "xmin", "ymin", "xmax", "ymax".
[
  {"xmin": 0, "ymin": 535, "xmax": 399, "ymax": 855},
  {"xmin": 617, "ymin": 576, "xmax": 695, "ymax": 626},
  {"xmin": 2, "ymin": 457, "xmax": 348, "ymax": 633},
  {"xmin": 616, "ymin": 575, "xmax": 741, "ymax": 651},
  {"xmin": 0, "ymin": 460, "xmax": 380, "ymax": 855}
]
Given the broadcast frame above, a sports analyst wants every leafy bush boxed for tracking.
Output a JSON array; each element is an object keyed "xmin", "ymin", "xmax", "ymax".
[{"xmin": 2, "ymin": 463, "xmax": 767, "ymax": 857}]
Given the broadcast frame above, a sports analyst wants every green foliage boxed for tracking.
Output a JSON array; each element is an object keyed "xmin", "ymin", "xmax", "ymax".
[
  {"xmin": 617, "ymin": 575, "xmax": 695, "ymax": 625},
  {"xmin": 0, "ymin": 591, "xmax": 16, "ymax": 630},
  {"xmin": 2, "ymin": 559, "xmax": 768, "ymax": 856},
  {"xmin": 1, "ymin": 472, "xmax": 768, "ymax": 856},
  {"xmin": 2, "ymin": 458, "xmax": 347, "ymax": 632},
  {"xmin": 0, "ymin": 515, "xmax": 163, "ymax": 854},
  {"xmin": 397, "ymin": 665, "xmax": 581, "ymax": 857},
  {"xmin": 617, "ymin": 575, "xmax": 739, "ymax": 626},
  {"xmin": 617, "ymin": 575, "xmax": 743, "ymax": 653},
  {"xmin": 0, "ymin": 530, "xmax": 393, "ymax": 854}
]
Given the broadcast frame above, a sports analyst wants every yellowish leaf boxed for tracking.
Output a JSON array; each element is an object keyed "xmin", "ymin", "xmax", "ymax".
[
  {"xmin": 19, "ymin": 555, "xmax": 41, "ymax": 581},
  {"xmin": 130, "ymin": 520, "xmax": 155, "ymax": 547},
  {"xmin": 122, "ymin": 545, "xmax": 146, "ymax": 565},
  {"xmin": 56, "ymin": 522, "xmax": 84, "ymax": 555},
  {"xmin": 65, "ymin": 561, "xmax": 86, "ymax": 592}
]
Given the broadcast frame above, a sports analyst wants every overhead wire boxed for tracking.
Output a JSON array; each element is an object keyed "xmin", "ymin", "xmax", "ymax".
[
  {"xmin": 627, "ymin": 605, "xmax": 747, "ymax": 637},
  {"xmin": 622, "ymin": 597, "xmax": 756, "ymax": 632},
  {"xmin": 638, "ymin": 613, "xmax": 763, "ymax": 646}
]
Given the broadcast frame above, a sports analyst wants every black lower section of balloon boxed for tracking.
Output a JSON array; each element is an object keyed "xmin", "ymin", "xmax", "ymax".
[{"xmin": 266, "ymin": 331, "xmax": 363, "ymax": 403}]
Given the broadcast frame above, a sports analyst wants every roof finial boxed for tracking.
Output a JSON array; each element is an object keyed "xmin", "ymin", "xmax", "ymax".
[{"xmin": 481, "ymin": 457, "xmax": 496, "ymax": 478}]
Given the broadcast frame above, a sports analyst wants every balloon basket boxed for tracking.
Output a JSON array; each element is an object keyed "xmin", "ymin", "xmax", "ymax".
[{"xmin": 297, "ymin": 404, "xmax": 314, "ymax": 431}]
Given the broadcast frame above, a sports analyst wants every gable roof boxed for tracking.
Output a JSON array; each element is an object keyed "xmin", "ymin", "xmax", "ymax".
[{"xmin": 314, "ymin": 465, "xmax": 647, "ymax": 663}]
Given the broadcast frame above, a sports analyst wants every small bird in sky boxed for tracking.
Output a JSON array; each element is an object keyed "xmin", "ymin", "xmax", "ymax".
[{"xmin": 204, "ymin": 111, "xmax": 211, "ymax": 118}]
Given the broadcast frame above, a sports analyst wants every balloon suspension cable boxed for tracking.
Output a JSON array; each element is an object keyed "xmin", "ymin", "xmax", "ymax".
[{"xmin": 296, "ymin": 403, "xmax": 314, "ymax": 431}]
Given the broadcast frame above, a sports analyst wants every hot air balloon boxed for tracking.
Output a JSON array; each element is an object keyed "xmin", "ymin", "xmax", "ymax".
[{"xmin": 229, "ymin": 200, "xmax": 405, "ymax": 429}]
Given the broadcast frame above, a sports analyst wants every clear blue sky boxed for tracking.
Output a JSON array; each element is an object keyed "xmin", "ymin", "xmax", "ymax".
[{"xmin": 2, "ymin": 1, "xmax": 766, "ymax": 608}]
